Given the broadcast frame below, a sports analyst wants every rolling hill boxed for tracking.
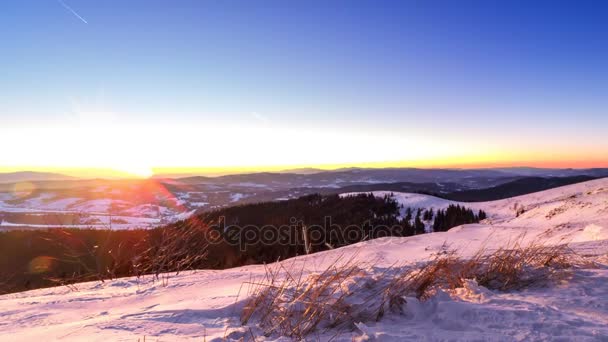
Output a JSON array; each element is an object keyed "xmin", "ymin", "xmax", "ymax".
[{"xmin": 0, "ymin": 171, "xmax": 75, "ymax": 184}]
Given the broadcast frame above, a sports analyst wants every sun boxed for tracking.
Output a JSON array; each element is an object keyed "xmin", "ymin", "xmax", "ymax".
[{"xmin": 116, "ymin": 165, "xmax": 154, "ymax": 178}]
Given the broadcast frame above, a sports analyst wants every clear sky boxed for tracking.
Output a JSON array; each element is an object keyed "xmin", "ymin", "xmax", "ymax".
[{"xmin": 1, "ymin": 0, "xmax": 607, "ymax": 177}]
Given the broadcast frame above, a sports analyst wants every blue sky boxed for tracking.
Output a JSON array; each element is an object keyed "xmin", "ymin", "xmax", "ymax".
[{"xmin": 1, "ymin": 0, "xmax": 607, "ymax": 175}]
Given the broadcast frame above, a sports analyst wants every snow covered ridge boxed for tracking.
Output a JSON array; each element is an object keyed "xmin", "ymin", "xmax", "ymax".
[
  {"xmin": 1, "ymin": 179, "xmax": 608, "ymax": 341},
  {"xmin": 344, "ymin": 177, "xmax": 608, "ymax": 240}
]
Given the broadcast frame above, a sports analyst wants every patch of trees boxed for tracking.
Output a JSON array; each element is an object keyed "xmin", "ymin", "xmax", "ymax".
[
  {"xmin": 199, "ymin": 193, "xmax": 403, "ymax": 264},
  {"xmin": 399, "ymin": 207, "xmax": 432, "ymax": 235},
  {"xmin": 433, "ymin": 205, "xmax": 487, "ymax": 232}
]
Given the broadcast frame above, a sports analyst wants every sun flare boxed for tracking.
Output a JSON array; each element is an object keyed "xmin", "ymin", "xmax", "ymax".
[{"xmin": 116, "ymin": 165, "xmax": 154, "ymax": 178}]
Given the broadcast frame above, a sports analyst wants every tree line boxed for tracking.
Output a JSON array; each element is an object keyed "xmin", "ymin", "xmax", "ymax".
[{"xmin": 0, "ymin": 193, "xmax": 487, "ymax": 294}]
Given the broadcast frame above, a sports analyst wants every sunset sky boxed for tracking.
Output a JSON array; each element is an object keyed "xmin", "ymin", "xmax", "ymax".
[{"xmin": 1, "ymin": 0, "xmax": 607, "ymax": 177}]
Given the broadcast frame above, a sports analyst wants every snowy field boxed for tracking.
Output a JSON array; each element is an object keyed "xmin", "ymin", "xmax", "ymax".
[
  {"xmin": 0, "ymin": 196, "xmax": 188, "ymax": 230},
  {"xmin": 1, "ymin": 179, "xmax": 607, "ymax": 341},
  {"xmin": 0, "ymin": 189, "xmax": 201, "ymax": 230}
]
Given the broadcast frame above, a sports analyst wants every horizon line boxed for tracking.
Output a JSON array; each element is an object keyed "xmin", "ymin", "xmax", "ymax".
[{"xmin": 1, "ymin": 161, "xmax": 608, "ymax": 179}]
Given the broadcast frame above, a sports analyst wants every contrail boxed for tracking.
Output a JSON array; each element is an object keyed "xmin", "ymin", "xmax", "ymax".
[{"xmin": 57, "ymin": 0, "xmax": 88, "ymax": 24}]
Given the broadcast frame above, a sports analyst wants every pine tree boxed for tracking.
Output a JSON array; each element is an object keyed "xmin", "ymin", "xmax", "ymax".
[
  {"xmin": 404, "ymin": 207, "xmax": 412, "ymax": 223},
  {"xmin": 400, "ymin": 216, "xmax": 414, "ymax": 236},
  {"xmin": 432, "ymin": 205, "xmax": 484, "ymax": 232},
  {"xmin": 414, "ymin": 209, "xmax": 425, "ymax": 234}
]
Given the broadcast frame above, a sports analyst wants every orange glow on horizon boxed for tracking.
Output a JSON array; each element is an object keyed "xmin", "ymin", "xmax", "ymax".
[
  {"xmin": 2, "ymin": 120, "xmax": 607, "ymax": 179},
  {"xmin": 2, "ymin": 156, "xmax": 607, "ymax": 179}
]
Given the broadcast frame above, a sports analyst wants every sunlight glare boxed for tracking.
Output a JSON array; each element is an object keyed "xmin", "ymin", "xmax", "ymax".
[{"xmin": 116, "ymin": 164, "xmax": 154, "ymax": 178}]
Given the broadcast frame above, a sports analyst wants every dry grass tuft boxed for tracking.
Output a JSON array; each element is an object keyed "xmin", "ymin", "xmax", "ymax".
[
  {"xmin": 133, "ymin": 224, "xmax": 209, "ymax": 283},
  {"xmin": 240, "ymin": 240, "xmax": 588, "ymax": 339},
  {"xmin": 407, "ymin": 239, "xmax": 582, "ymax": 299},
  {"xmin": 240, "ymin": 255, "xmax": 372, "ymax": 339}
]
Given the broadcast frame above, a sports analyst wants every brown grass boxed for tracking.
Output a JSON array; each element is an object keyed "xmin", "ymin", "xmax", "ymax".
[
  {"xmin": 406, "ymin": 239, "xmax": 582, "ymax": 301},
  {"xmin": 240, "ymin": 240, "xmax": 588, "ymax": 339},
  {"xmin": 239, "ymin": 255, "xmax": 369, "ymax": 339},
  {"xmin": 133, "ymin": 224, "xmax": 209, "ymax": 280},
  {"xmin": 41, "ymin": 224, "xmax": 210, "ymax": 290}
]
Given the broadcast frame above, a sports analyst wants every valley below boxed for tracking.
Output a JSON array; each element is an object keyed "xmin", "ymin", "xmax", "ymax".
[{"xmin": 1, "ymin": 168, "xmax": 603, "ymax": 231}]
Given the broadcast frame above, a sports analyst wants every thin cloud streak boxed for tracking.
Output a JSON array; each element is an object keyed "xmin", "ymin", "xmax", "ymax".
[{"xmin": 58, "ymin": 0, "xmax": 88, "ymax": 24}]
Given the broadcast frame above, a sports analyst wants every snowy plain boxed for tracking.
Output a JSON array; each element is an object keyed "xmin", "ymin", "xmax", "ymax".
[{"xmin": 1, "ymin": 179, "xmax": 608, "ymax": 341}]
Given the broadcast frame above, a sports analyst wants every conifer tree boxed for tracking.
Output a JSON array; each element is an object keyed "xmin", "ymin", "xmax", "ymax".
[
  {"xmin": 404, "ymin": 207, "xmax": 413, "ymax": 223},
  {"xmin": 414, "ymin": 209, "xmax": 425, "ymax": 234}
]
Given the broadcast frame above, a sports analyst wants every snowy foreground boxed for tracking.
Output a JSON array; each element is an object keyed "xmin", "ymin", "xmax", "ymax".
[{"xmin": 1, "ymin": 179, "xmax": 608, "ymax": 341}]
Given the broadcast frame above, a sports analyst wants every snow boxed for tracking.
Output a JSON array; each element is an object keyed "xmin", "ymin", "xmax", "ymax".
[
  {"xmin": 352, "ymin": 270, "xmax": 608, "ymax": 340},
  {"xmin": 70, "ymin": 199, "xmax": 125, "ymax": 213},
  {"xmin": 1, "ymin": 179, "xmax": 608, "ymax": 340},
  {"xmin": 0, "ymin": 222, "xmax": 155, "ymax": 230},
  {"xmin": 347, "ymin": 179, "xmax": 608, "ymax": 237},
  {"xmin": 315, "ymin": 183, "xmax": 341, "ymax": 188},
  {"xmin": 342, "ymin": 191, "xmax": 455, "ymax": 222},
  {"xmin": 21, "ymin": 193, "xmax": 56, "ymax": 206},
  {"xmin": 122, "ymin": 204, "xmax": 161, "ymax": 218},
  {"xmin": 39, "ymin": 197, "xmax": 84, "ymax": 210},
  {"xmin": 170, "ymin": 210, "xmax": 197, "ymax": 222},
  {"xmin": 230, "ymin": 182, "xmax": 270, "ymax": 188},
  {"xmin": 577, "ymin": 224, "xmax": 608, "ymax": 242},
  {"xmin": 229, "ymin": 193, "xmax": 246, "ymax": 202},
  {"xmin": 0, "ymin": 194, "xmax": 197, "ymax": 230},
  {"xmin": 178, "ymin": 191, "xmax": 209, "ymax": 199}
]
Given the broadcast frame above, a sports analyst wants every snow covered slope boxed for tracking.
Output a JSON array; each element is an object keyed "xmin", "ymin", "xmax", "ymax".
[
  {"xmin": 352, "ymin": 178, "xmax": 608, "ymax": 242},
  {"xmin": 1, "ymin": 179, "xmax": 607, "ymax": 341},
  {"xmin": 342, "ymin": 191, "xmax": 456, "ymax": 214}
]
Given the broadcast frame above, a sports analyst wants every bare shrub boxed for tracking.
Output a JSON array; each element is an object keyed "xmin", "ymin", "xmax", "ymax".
[
  {"xmin": 374, "ymin": 266, "xmax": 412, "ymax": 320},
  {"xmin": 240, "ymin": 240, "xmax": 587, "ymax": 339},
  {"xmin": 402, "ymin": 239, "xmax": 582, "ymax": 300},
  {"xmin": 239, "ymin": 254, "xmax": 387, "ymax": 339},
  {"xmin": 133, "ymin": 224, "xmax": 210, "ymax": 281},
  {"xmin": 41, "ymin": 223, "xmax": 210, "ymax": 290}
]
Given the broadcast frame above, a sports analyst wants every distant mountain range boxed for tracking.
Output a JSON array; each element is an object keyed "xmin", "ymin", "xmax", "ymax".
[
  {"xmin": 441, "ymin": 175, "xmax": 598, "ymax": 202},
  {"xmin": 3, "ymin": 167, "xmax": 608, "ymax": 189},
  {"xmin": 0, "ymin": 171, "xmax": 76, "ymax": 184},
  {"xmin": 276, "ymin": 167, "xmax": 328, "ymax": 174},
  {"xmin": 173, "ymin": 167, "xmax": 608, "ymax": 189}
]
